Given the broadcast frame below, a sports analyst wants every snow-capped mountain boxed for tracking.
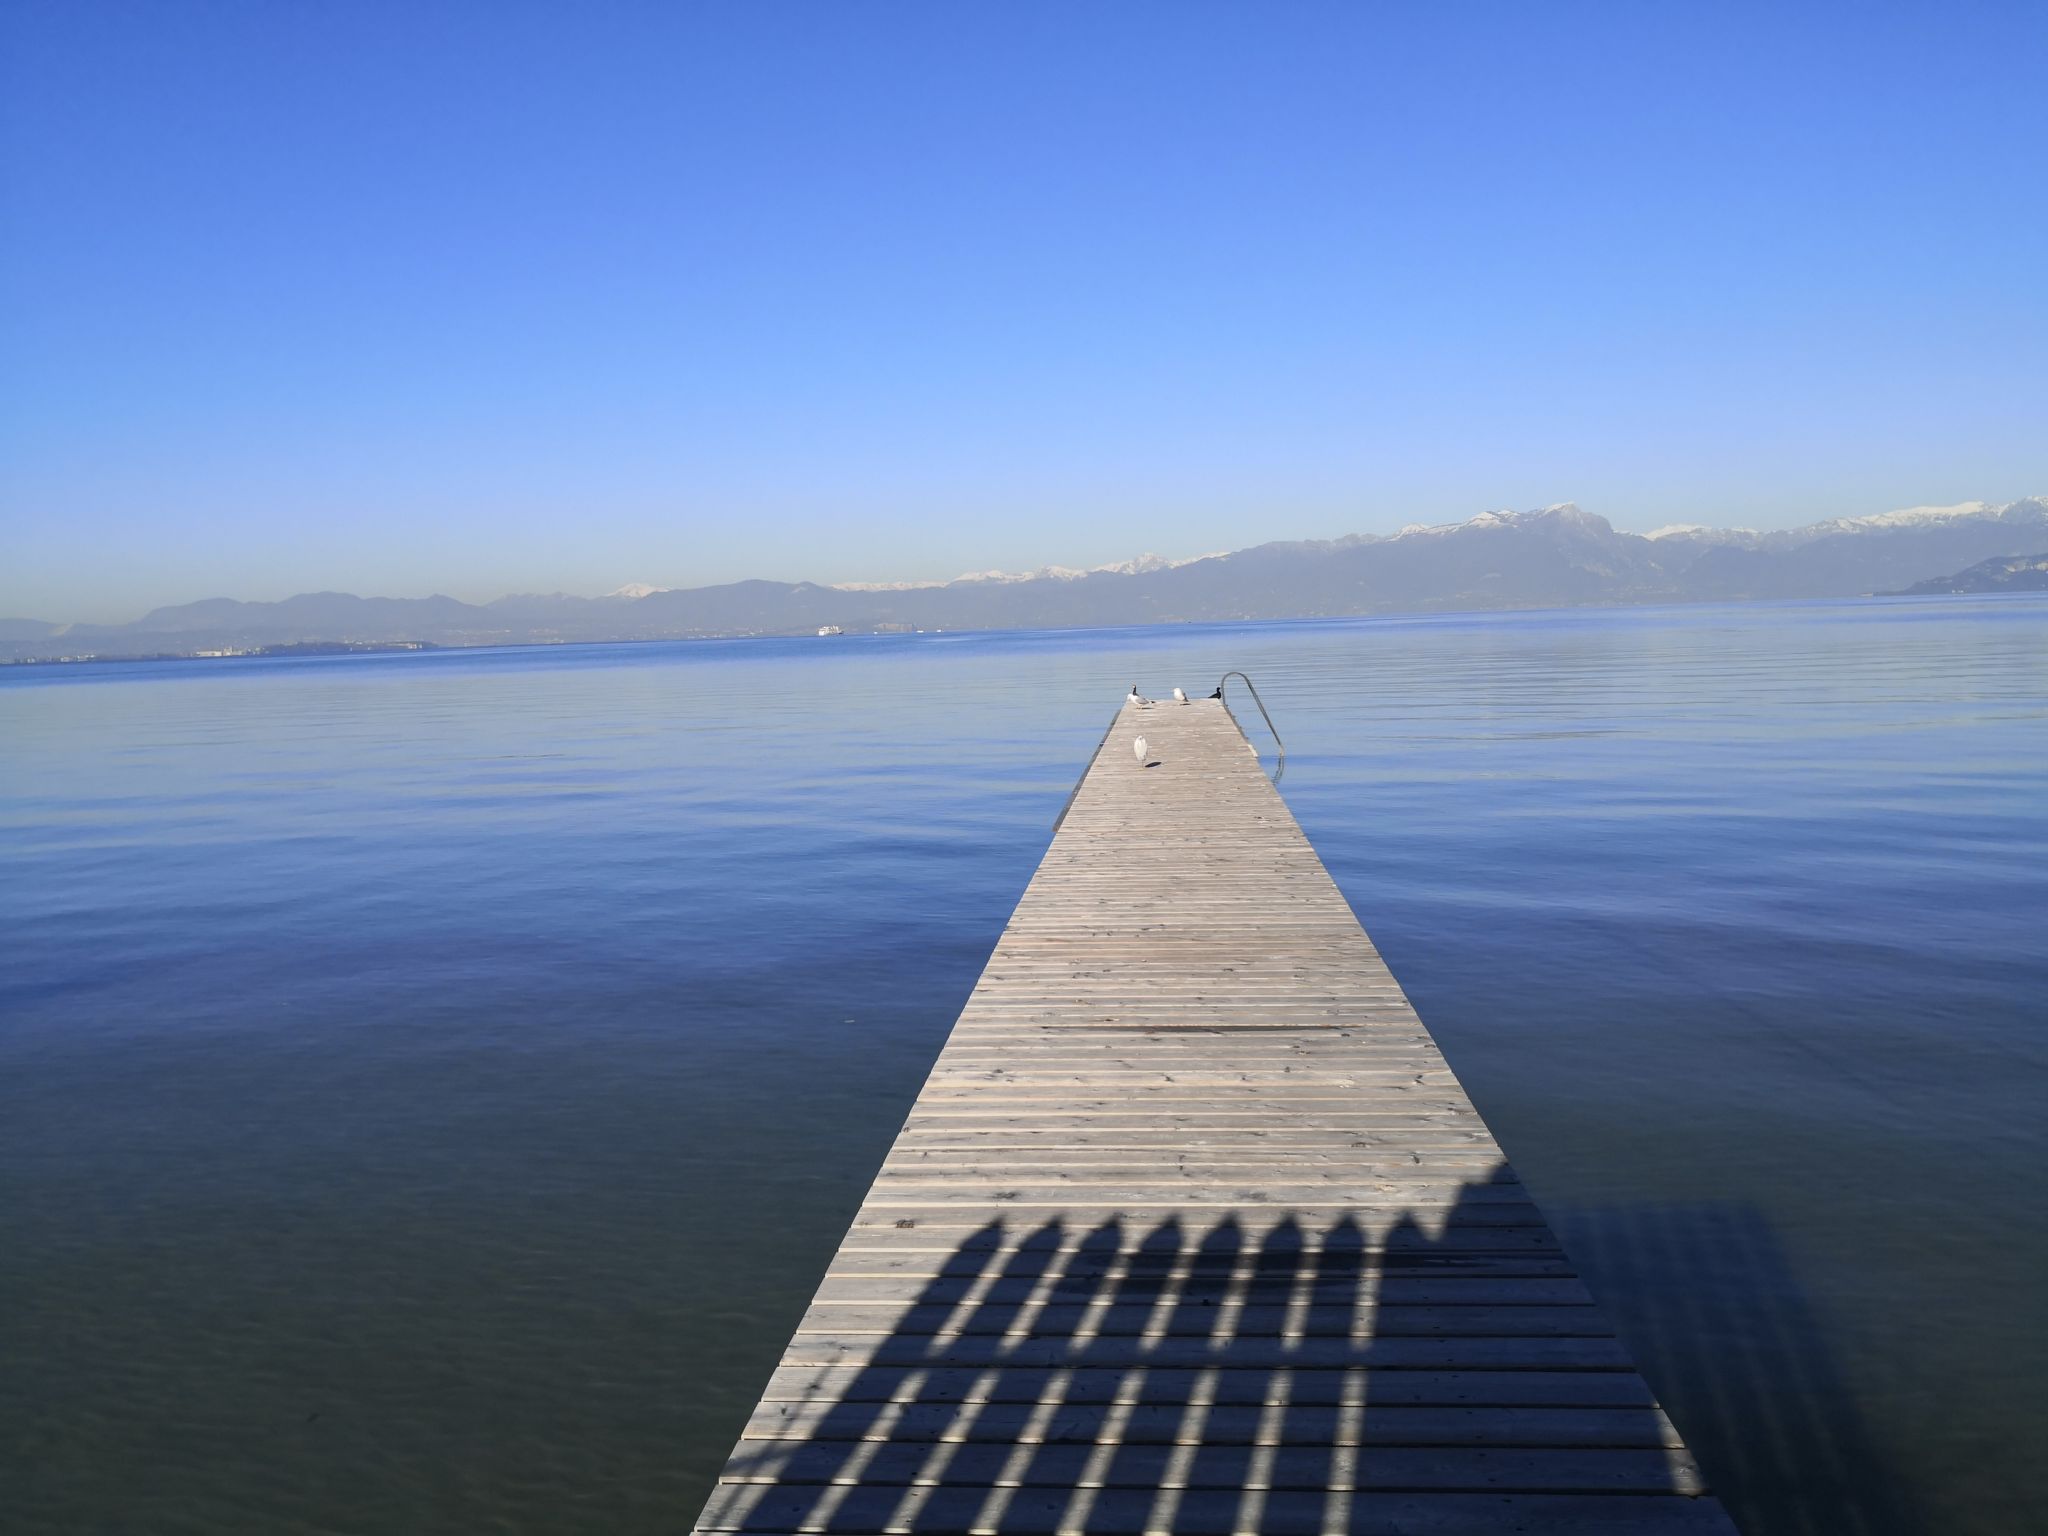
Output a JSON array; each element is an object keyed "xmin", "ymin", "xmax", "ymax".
[
  {"xmin": 1646, "ymin": 499, "xmax": 2028, "ymax": 553},
  {"xmin": 835, "ymin": 552, "xmax": 1219, "ymax": 591},
  {"xmin": 1636, "ymin": 496, "xmax": 2047, "ymax": 594},
  {"xmin": 1644, "ymin": 523, "xmax": 1761, "ymax": 547}
]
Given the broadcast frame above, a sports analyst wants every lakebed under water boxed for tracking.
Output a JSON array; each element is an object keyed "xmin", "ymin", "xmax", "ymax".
[{"xmin": 2, "ymin": 596, "xmax": 2043, "ymax": 1534}]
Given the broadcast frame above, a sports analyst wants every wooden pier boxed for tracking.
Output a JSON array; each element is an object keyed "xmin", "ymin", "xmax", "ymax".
[{"xmin": 694, "ymin": 695, "xmax": 1738, "ymax": 1535}]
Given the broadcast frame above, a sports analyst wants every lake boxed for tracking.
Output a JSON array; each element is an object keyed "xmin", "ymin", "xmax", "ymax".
[{"xmin": 2, "ymin": 596, "xmax": 2043, "ymax": 1535}]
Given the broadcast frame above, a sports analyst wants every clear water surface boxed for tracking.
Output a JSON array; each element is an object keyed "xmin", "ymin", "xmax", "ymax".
[{"xmin": 2, "ymin": 597, "xmax": 2043, "ymax": 1535}]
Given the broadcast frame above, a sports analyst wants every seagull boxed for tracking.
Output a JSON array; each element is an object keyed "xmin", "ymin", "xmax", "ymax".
[
  {"xmin": 1127, "ymin": 683, "xmax": 1149, "ymax": 707},
  {"xmin": 1133, "ymin": 734, "xmax": 1149, "ymax": 764},
  {"xmin": 1172, "ymin": 686, "xmax": 1187, "ymax": 704}
]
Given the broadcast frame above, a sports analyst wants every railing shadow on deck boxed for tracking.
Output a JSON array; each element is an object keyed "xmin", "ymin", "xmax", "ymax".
[{"xmin": 698, "ymin": 1164, "xmax": 1888, "ymax": 1535}]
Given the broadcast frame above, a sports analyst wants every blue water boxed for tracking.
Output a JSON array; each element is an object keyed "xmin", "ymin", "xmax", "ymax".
[{"xmin": 2, "ymin": 597, "xmax": 2043, "ymax": 1534}]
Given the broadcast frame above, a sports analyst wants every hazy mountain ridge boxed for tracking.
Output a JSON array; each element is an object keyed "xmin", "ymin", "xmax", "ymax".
[
  {"xmin": 1892, "ymin": 551, "xmax": 2048, "ymax": 595},
  {"xmin": 10, "ymin": 498, "xmax": 2044, "ymax": 661}
]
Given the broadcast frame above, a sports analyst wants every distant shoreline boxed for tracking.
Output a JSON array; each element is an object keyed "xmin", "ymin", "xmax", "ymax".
[
  {"xmin": 7, "ymin": 588, "xmax": 2047, "ymax": 670},
  {"xmin": 0, "ymin": 640, "xmax": 440, "ymax": 668}
]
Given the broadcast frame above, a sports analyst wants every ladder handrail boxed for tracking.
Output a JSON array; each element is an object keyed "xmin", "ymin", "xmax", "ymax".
[{"xmin": 1214, "ymin": 671, "xmax": 1285, "ymax": 775}]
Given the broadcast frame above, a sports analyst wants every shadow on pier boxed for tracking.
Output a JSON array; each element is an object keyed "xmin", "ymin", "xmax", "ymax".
[{"xmin": 695, "ymin": 1165, "xmax": 1919, "ymax": 1536}]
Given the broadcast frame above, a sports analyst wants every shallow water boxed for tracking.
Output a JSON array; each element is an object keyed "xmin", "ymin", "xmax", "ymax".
[{"xmin": 2, "ymin": 597, "xmax": 2043, "ymax": 1534}]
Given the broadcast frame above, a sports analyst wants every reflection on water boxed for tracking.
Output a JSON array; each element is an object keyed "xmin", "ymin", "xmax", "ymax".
[{"xmin": 1, "ymin": 596, "xmax": 2043, "ymax": 1533}]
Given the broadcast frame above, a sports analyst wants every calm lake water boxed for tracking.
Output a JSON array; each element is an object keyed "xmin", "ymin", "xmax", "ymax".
[{"xmin": 2, "ymin": 597, "xmax": 2044, "ymax": 1535}]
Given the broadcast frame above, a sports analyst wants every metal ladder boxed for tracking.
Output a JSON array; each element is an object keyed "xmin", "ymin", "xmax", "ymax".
[{"xmin": 1215, "ymin": 670, "xmax": 1285, "ymax": 781}]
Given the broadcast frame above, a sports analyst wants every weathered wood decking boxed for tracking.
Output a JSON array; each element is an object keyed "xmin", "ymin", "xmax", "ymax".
[{"xmin": 695, "ymin": 696, "xmax": 1738, "ymax": 1535}]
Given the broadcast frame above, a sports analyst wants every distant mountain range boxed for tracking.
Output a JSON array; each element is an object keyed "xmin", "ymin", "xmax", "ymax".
[
  {"xmin": 1892, "ymin": 550, "xmax": 2048, "ymax": 595},
  {"xmin": 6, "ymin": 497, "xmax": 2044, "ymax": 662}
]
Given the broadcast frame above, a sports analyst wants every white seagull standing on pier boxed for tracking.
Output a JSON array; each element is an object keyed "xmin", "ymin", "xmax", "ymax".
[
  {"xmin": 1127, "ymin": 683, "xmax": 1148, "ymax": 707},
  {"xmin": 1172, "ymin": 687, "xmax": 1187, "ymax": 703},
  {"xmin": 1133, "ymin": 734, "xmax": 1149, "ymax": 765}
]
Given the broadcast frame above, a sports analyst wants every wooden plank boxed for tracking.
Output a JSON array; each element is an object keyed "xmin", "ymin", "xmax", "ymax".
[
  {"xmin": 690, "ymin": 697, "xmax": 1736, "ymax": 1535},
  {"xmin": 716, "ymin": 1440, "xmax": 1710, "ymax": 1495},
  {"xmin": 887, "ymin": 1129, "xmax": 1497, "ymax": 1143},
  {"xmin": 856, "ymin": 1182, "xmax": 1504, "ymax": 1206},
  {"xmin": 820, "ymin": 1250, "xmax": 1584, "ymax": 1283},
  {"xmin": 774, "ymin": 1330, "xmax": 1641, "ymax": 1373},
  {"xmin": 740, "ymin": 1400, "xmax": 1690, "ymax": 1449},
  {"xmin": 874, "ymin": 1163, "xmax": 1512, "ymax": 1178},
  {"xmin": 697, "ymin": 1486, "xmax": 1735, "ymax": 1535},
  {"xmin": 828, "ymin": 1218, "xmax": 1566, "ymax": 1249},
  {"xmin": 790, "ymin": 1302, "xmax": 1617, "ymax": 1339},
  {"xmin": 808, "ymin": 1276, "xmax": 1597, "ymax": 1306},
  {"xmin": 755, "ymin": 1365, "xmax": 1661, "ymax": 1408},
  {"xmin": 876, "ymin": 1162, "xmax": 1508, "ymax": 1176},
  {"xmin": 853, "ymin": 1186, "xmax": 1541, "ymax": 1206},
  {"xmin": 841, "ymin": 1221, "xmax": 1554, "ymax": 1248}
]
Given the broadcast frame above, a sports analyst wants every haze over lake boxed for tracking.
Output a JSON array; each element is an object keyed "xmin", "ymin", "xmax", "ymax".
[{"xmin": 2, "ymin": 595, "xmax": 2042, "ymax": 1535}]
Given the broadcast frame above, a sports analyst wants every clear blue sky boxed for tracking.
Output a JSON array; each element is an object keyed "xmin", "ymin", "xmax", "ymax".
[{"xmin": 3, "ymin": 1, "xmax": 2043, "ymax": 622}]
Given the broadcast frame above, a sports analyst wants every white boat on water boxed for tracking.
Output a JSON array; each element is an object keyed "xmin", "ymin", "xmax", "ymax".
[{"xmin": 816, "ymin": 625, "xmax": 844, "ymax": 636}]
